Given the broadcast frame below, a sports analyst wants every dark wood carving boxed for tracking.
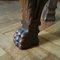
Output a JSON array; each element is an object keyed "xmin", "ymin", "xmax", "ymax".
[
  {"xmin": 13, "ymin": 0, "xmax": 58, "ymax": 50},
  {"xmin": 41, "ymin": 0, "xmax": 58, "ymax": 21}
]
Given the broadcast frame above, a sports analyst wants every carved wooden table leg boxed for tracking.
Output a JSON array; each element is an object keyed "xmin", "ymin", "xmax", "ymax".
[
  {"xmin": 13, "ymin": 0, "xmax": 48, "ymax": 50},
  {"xmin": 41, "ymin": 0, "xmax": 58, "ymax": 21}
]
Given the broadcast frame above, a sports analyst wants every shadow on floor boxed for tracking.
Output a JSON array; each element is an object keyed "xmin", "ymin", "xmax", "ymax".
[{"xmin": 38, "ymin": 31, "xmax": 60, "ymax": 45}]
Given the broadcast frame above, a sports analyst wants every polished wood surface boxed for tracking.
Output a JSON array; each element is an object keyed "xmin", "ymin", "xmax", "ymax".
[{"xmin": 0, "ymin": 1, "xmax": 60, "ymax": 60}]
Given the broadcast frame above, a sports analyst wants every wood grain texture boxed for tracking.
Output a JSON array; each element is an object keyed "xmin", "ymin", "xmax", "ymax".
[{"xmin": 0, "ymin": 48, "xmax": 13, "ymax": 60}]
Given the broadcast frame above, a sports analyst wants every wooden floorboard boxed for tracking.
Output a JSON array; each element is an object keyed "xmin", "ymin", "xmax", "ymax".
[{"xmin": 0, "ymin": 48, "xmax": 13, "ymax": 60}]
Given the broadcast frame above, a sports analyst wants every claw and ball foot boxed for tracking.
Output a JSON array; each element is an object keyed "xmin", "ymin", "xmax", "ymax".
[{"xmin": 13, "ymin": 0, "xmax": 40, "ymax": 50}]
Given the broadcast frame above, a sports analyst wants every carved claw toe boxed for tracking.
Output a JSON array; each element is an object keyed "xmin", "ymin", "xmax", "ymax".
[{"xmin": 13, "ymin": 27, "xmax": 29, "ymax": 48}]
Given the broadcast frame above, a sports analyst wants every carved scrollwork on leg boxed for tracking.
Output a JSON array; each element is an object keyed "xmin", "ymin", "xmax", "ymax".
[{"xmin": 41, "ymin": 0, "xmax": 58, "ymax": 21}]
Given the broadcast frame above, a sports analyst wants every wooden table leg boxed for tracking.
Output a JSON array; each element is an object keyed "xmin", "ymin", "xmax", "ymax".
[
  {"xmin": 41, "ymin": 0, "xmax": 58, "ymax": 21},
  {"xmin": 13, "ymin": 0, "xmax": 48, "ymax": 50}
]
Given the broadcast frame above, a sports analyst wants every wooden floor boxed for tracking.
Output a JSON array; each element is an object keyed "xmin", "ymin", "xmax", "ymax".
[{"xmin": 0, "ymin": 1, "xmax": 60, "ymax": 60}]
